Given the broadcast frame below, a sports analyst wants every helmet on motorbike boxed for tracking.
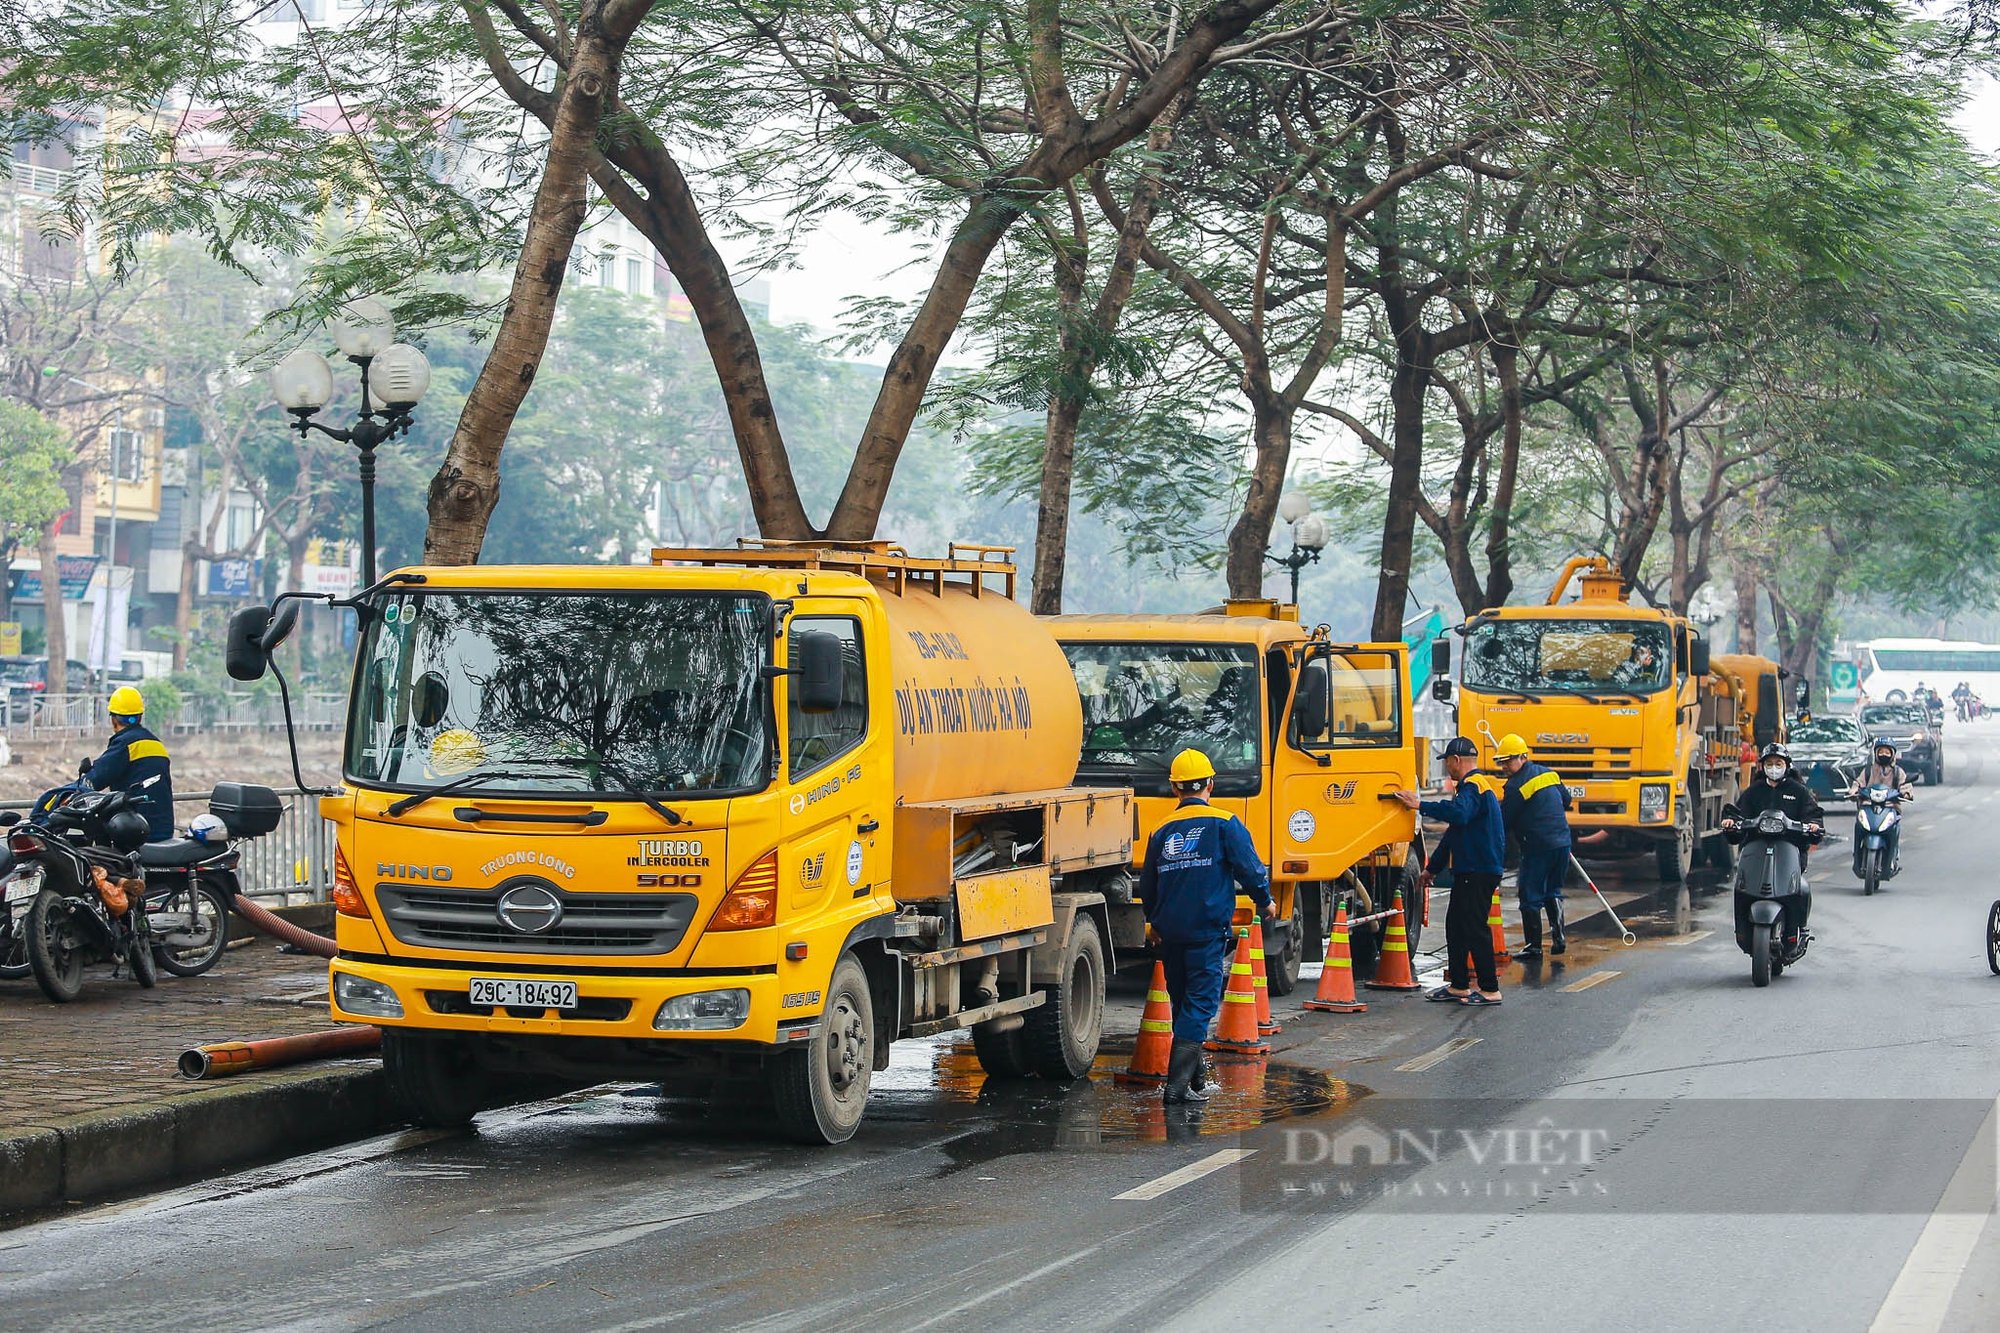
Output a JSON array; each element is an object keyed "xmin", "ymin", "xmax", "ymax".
[
  {"xmin": 107, "ymin": 685, "xmax": 145, "ymax": 720},
  {"xmin": 1872, "ymin": 739, "xmax": 1896, "ymax": 759},
  {"xmin": 1758, "ymin": 742, "xmax": 1791, "ymax": 777},
  {"xmin": 187, "ymin": 811, "xmax": 228, "ymax": 845},
  {"xmin": 104, "ymin": 809, "xmax": 150, "ymax": 852}
]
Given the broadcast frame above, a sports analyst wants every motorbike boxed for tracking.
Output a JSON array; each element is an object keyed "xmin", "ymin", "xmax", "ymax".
[
  {"xmin": 1850, "ymin": 784, "xmax": 1908, "ymax": 897},
  {"xmin": 2, "ymin": 785, "xmax": 159, "ymax": 1002},
  {"xmin": 0, "ymin": 848, "xmax": 31, "ymax": 980},
  {"xmin": 1731, "ymin": 809, "xmax": 1818, "ymax": 988}
]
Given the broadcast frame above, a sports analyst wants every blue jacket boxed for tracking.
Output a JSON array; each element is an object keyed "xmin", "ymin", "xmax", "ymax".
[
  {"xmin": 1501, "ymin": 760, "xmax": 1573, "ymax": 851},
  {"xmin": 87, "ymin": 723, "xmax": 175, "ymax": 841},
  {"xmin": 1138, "ymin": 799, "xmax": 1274, "ymax": 942},
  {"xmin": 1422, "ymin": 780, "xmax": 1505, "ymax": 877}
]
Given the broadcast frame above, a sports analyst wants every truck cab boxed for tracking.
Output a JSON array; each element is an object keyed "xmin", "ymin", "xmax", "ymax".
[{"xmin": 1050, "ymin": 602, "xmax": 1421, "ymax": 991}]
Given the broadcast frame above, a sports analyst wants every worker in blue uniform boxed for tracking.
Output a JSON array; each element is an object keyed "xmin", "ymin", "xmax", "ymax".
[
  {"xmin": 85, "ymin": 685, "xmax": 176, "ymax": 842},
  {"xmin": 1395, "ymin": 736, "xmax": 1505, "ymax": 1005},
  {"xmin": 1139, "ymin": 748, "xmax": 1274, "ymax": 1104},
  {"xmin": 1494, "ymin": 732, "xmax": 1573, "ymax": 957}
]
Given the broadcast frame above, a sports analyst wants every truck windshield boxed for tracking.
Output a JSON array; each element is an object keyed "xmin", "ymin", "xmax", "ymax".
[
  {"xmin": 1062, "ymin": 642, "xmax": 1261, "ymax": 797},
  {"xmin": 346, "ymin": 591, "xmax": 771, "ymax": 798},
  {"xmin": 1463, "ymin": 618, "xmax": 1674, "ymax": 696}
]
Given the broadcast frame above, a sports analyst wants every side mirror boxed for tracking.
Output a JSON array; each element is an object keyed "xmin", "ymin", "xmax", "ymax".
[
  {"xmin": 224, "ymin": 606, "xmax": 273, "ymax": 682},
  {"xmin": 1292, "ymin": 666, "xmax": 1329, "ymax": 739},
  {"xmin": 0, "ymin": 810, "xmax": 19, "ymax": 827},
  {"xmin": 794, "ymin": 631, "xmax": 846, "ymax": 714},
  {"xmin": 1431, "ymin": 678, "xmax": 1455, "ymax": 704},
  {"xmin": 261, "ymin": 598, "xmax": 301, "ymax": 653},
  {"xmin": 1430, "ymin": 638, "xmax": 1451, "ymax": 678},
  {"xmin": 1689, "ymin": 636, "xmax": 1710, "ymax": 678}
]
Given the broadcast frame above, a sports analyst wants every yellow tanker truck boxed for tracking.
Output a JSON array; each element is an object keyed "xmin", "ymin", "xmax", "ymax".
[
  {"xmin": 225, "ymin": 543, "xmax": 1131, "ymax": 1144},
  {"xmin": 1439, "ymin": 557, "xmax": 1752, "ymax": 882},
  {"xmin": 1052, "ymin": 604, "xmax": 1422, "ymax": 991}
]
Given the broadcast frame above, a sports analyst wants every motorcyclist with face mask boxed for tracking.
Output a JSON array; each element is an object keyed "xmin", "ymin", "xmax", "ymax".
[
  {"xmin": 1721, "ymin": 743, "xmax": 1824, "ymax": 952},
  {"xmin": 1846, "ymin": 740, "xmax": 1912, "ymax": 876}
]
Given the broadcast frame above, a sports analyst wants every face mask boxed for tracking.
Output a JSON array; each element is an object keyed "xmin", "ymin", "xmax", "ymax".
[
  {"xmin": 1876, "ymin": 755, "xmax": 1893, "ymax": 768},
  {"xmin": 1763, "ymin": 763, "xmax": 1787, "ymax": 781}
]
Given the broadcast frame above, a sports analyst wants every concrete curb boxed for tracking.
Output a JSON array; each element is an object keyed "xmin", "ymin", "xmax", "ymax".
[{"xmin": 0, "ymin": 1063, "xmax": 397, "ymax": 1220}]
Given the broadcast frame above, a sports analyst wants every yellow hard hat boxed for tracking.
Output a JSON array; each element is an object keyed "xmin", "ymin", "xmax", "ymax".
[
  {"xmin": 108, "ymin": 685, "xmax": 145, "ymax": 718},
  {"xmin": 428, "ymin": 728, "xmax": 487, "ymax": 774},
  {"xmin": 1493, "ymin": 733, "xmax": 1531, "ymax": 760},
  {"xmin": 1168, "ymin": 748, "xmax": 1217, "ymax": 784}
]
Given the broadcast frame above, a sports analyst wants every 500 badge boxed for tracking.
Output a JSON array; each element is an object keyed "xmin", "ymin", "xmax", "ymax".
[{"xmin": 636, "ymin": 873, "xmax": 704, "ymax": 888}]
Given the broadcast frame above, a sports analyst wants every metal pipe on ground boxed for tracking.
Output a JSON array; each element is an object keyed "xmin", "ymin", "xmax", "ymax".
[
  {"xmin": 233, "ymin": 892, "xmax": 336, "ymax": 959},
  {"xmin": 178, "ymin": 1025, "xmax": 381, "ymax": 1079}
]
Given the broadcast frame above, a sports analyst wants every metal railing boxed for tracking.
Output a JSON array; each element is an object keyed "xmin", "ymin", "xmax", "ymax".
[
  {"xmin": 2, "ymin": 690, "xmax": 347, "ymax": 741},
  {"xmin": 9, "ymin": 161, "xmax": 70, "ymax": 195},
  {"xmin": 0, "ymin": 786, "xmax": 335, "ymax": 904}
]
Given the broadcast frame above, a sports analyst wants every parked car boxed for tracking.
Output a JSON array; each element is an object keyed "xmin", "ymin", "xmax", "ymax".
[
  {"xmin": 1859, "ymin": 702, "xmax": 1943, "ymax": 784},
  {"xmin": 1787, "ymin": 714, "xmax": 1870, "ymax": 803},
  {"xmin": 1, "ymin": 656, "xmax": 95, "ymax": 723}
]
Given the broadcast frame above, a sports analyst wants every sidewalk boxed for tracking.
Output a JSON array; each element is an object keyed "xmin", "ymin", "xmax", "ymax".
[{"xmin": 0, "ymin": 917, "xmax": 394, "ymax": 1219}]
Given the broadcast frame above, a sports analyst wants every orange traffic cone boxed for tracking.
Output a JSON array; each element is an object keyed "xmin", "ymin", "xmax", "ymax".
[
  {"xmin": 1248, "ymin": 920, "xmax": 1281, "ymax": 1034},
  {"xmin": 1365, "ymin": 889, "xmax": 1423, "ymax": 992},
  {"xmin": 1205, "ymin": 931, "xmax": 1271, "ymax": 1055},
  {"xmin": 1488, "ymin": 885, "xmax": 1512, "ymax": 965},
  {"xmin": 1117, "ymin": 961, "xmax": 1174, "ymax": 1086},
  {"xmin": 1303, "ymin": 902, "xmax": 1367, "ymax": 1013}
]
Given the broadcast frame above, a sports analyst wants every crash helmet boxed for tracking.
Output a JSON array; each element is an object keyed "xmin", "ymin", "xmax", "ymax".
[
  {"xmin": 107, "ymin": 685, "xmax": 145, "ymax": 721},
  {"xmin": 187, "ymin": 811, "xmax": 228, "ymax": 845},
  {"xmin": 1168, "ymin": 748, "xmax": 1216, "ymax": 784},
  {"xmin": 1758, "ymin": 742, "xmax": 1791, "ymax": 772},
  {"xmin": 1872, "ymin": 739, "xmax": 1896, "ymax": 762},
  {"xmin": 104, "ymin": 809, "xmax": 150, "ymax": 852},
  {"xmin": 1493, "ymin": 733, "xmax": 1531, "ymax": 761}
]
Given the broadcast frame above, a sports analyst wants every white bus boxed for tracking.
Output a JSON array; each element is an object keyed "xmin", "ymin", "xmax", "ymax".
[{"xmin": 1856, "ymin": 638, "xmax": 2000, "ymax": 708}]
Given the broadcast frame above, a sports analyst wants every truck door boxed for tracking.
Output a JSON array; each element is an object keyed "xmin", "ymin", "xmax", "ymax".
[
  {"xmin": 1277, "ymin": 645, "xmax": 1418, "ymax": 878},
  {"xmin": 780, "ymin": 607, "xmax": 886, "ymax": 919}
]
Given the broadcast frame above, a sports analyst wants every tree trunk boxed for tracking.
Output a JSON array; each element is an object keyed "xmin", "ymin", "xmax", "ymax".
[
  {"xmin": 38, "ymin": 518, "xmax": 67, "ymax": 694},
  {"xmin": 174, "ymin": 539, "xmax": 196, "ymax": 672},
  {"xmin": 1226, "ymin": 393, "xmax": 1291, "ymax": 598},
  {"xmin": 1481, "ymin": 342, "xmax": 1522, "ymax": 609},
  {"xmin": 423, "ymin": 10, "xmax": 633, "ymax": 565},
  {"xmin": 827, "ymin": 193, "xmax": 1024, "ymax": 540},
  {"xmin": 1732, "ymin": 563, "xmax": 1758, "ymax": 656},
  {"xmin": 1372, "ymin": 343, "xmax": 1430, "ymax": 640}
]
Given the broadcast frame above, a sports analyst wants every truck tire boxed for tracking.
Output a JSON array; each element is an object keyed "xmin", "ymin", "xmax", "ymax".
[
  {"xmin": 1023, "ymin": 914, "xmax": 1104, "ymax": 1081},
  {"xmin": 771, "ymin": 954, "xmax": 873, "ymax": 1143},
  {"xmin": 1395, "ymin": 851, "xmax": 1425, "ymax": 956},
  {"xmin": 1656, "ymin": 804, "xmax": 1694, "ymax": 882},
  {"xmin": 1267, "ymin": 894, "xmax": 1303, "ymax": 997},
  {"xmin": 971, "ymin": 1019, "xmax": 1032, "ymax": 1079},
  {"xmin": 1299, "ymin": 882, "xmax": 1327, "ymax": 965},
  {"xmin": 382, "ymin": 1031, "xmax": 491, "ymax": 1127}
]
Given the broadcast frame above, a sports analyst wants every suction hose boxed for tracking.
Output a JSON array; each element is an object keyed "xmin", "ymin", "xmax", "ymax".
[
  {"xmin": 232, "ymin": 892, "xmax": 337, "ymax": 959},
  {"xmin": 179, "ymin": 1026, "xmax": 381, "ymax": 1079}
]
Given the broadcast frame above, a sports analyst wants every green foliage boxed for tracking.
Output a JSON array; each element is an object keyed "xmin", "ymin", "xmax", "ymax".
[{"xmin": 0, "ymin": 400, "xmax": 70, "ymax": 544}]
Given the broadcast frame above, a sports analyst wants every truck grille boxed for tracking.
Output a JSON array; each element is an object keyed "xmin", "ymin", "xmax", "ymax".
[
  {"xmin": 375, "ymin": 885, "xmax": 698, "ymax": 955},
  {"xmin": 1535, "ymin": 745, "xmax": 1639, "ymax": 776}
]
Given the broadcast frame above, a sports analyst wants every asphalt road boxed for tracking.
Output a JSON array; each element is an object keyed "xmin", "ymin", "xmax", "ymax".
[{"xmin": 4, "ymin": 730, "xmax": 1998, "ymax": 1332}]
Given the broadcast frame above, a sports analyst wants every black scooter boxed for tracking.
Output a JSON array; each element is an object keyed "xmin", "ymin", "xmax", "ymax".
[
  {"xmin": 1731, "ymin": 809, "xmax": 1818, "ymax": 988},
  {"xmin": 2, "ymin": 787, "xmax": 157, "ymax": 1003}
]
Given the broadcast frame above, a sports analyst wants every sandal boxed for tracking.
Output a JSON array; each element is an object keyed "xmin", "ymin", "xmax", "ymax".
[
  {"xmin": 1460, "ymin": 992, "xmax": 1503, "ymax": 1007},
  {"xmin": 1426, "ymin": 985, "xmax": 1470, "ymax": 1002}
]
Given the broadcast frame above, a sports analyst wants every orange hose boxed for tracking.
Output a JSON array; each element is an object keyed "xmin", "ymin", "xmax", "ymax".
[
  {"xmin": 178, "ymin": 1025, "xmax": 381, "ymax": 1079},
  {"xmin": 232, "ymin": 893, "xmax": 337, "ymax": 958}
]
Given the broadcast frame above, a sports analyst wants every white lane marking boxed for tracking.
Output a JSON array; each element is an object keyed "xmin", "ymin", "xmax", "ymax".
[
  {"xmin": 1561, "ymin": 970, "xmax": 1622, "ymax": 992},
  {"xmin": 1113, "ymin": 1148, "xmax": 1258, "ymax": 1201},
  {"xmin": 1868, "ymin": 1095, "xmax": 2000, "ymax": 1332},
  {"xmin": 1915, "ymin": 823, "xmax": 1935, "ymax": 833},
  {"xmin": 1662, "ymin": 930, "xmax": 1714, "ymax": 947},
  {"xmin": 1396, "ymin": 1037, "xmax": 1482, "ymax": 1073}
]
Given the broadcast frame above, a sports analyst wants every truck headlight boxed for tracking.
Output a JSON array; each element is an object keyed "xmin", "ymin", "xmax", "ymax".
[
  {"xmin": 653, "ymin": 989, "xmax": 750, "ymax": 1031},
  {"xmin": 333, "ymin": 972, "xmax": 404, "ymax": 1019},
  {"xmin": 1638, "ymin": 784, "xmax": 1670, "ymax": 823}
]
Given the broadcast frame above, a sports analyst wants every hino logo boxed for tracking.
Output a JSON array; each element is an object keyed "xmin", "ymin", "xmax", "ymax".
[
  {"xmin": 377, "ymin": 863, "xmax": 453, "ymax": 882},
  {"xmin": 496, "ymin": 880, "xmax": 564, "ymax": 934}
]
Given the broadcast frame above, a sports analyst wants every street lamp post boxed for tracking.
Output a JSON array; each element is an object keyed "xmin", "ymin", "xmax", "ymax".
[
  {"xmin": 1267, "ymin": 491, "xmax": 1331, "ymax": 607},
  {"xmin": 269, "ymin": 298, "xmax": 432, "ymax": 588}
]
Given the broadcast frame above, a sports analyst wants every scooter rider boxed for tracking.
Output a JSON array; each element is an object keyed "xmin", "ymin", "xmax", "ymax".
[
  {"xmin": 1722, "ymin": 743, "xmax": 1824, "ymax": 953},
  {"xmin": 1847, "ymin": 740, "xmax": 1912, "ymax": 875},
  {"xmin": 83, "ymin": 686, "xmax": 175, "ymax": 842},
  {"xmin": 1493, "ymin": 732, "xmax": 1573, "ymax": 958}
]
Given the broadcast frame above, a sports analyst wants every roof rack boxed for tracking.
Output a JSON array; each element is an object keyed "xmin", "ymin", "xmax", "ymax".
[{"xmin": 651, "ymin": 539, "xmax": 1018, "ymax": 599}]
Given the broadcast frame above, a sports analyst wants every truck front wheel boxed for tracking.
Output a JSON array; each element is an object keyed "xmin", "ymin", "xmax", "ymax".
[
  {"xmin": 382, "ymin": 1031, "xmax": 491, "ymax": 1128},
  {"xmin": 1023, "ymin": 914, "xmax": 1105, "ymax": 1081},
  {"xmin": 1656, "ymin": 803, "xmax": 1694, "ymax": 882},
  {"xmin": 771, "ymin": 954, "xmax": 873, "ymax": 1144},
  {"xmin": 1266, "ymin": 894, "xmax": 1303, "ymax": 997}
]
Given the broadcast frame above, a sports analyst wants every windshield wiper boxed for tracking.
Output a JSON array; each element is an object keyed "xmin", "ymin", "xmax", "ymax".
[
  {"xmin": 384, "ymin": 769, "xmax": 554, "ymax": 818},
  {"xmin": 554, "ymin": 751, "xmax": 684, "ymax": 826}
]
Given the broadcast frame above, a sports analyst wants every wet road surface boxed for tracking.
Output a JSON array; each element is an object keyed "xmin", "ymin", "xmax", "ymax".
[{"xmin": 4, "ymin": 732, "xmax": 1998, "ymax": 1331}]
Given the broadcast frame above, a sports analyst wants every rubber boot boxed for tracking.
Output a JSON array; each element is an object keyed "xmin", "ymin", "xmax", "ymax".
[
  {"xmin": 1191, "ymin": 1049, "xmax": 1210, "ymax": 1096},
  {"xmin": 1516, "ymin": 908, "xmax": 1544, "ymax": 959},
  {"xmin": 1163, "ymin": 1039, "xmax": 1210, "ymax": 1104},
  {"xmin": 1547, "ymin": 899, "xmax": 1567, "ymax": 956}
]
